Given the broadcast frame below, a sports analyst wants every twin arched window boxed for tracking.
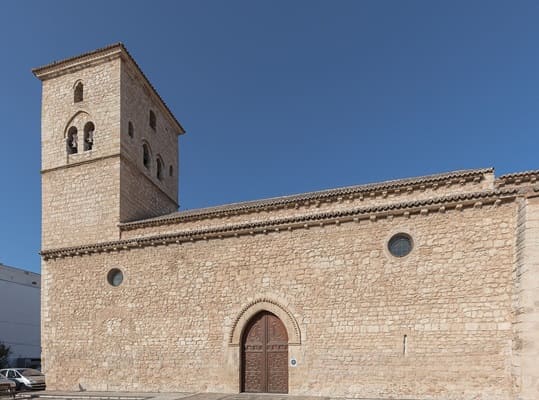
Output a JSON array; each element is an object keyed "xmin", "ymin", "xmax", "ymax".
[
  {"xmin": 66, "ymin": 121, "xmax": 95, "ymax": 155},
  {"xmin": 68, "ymin": 81, "xmax": 94, "ymax": 154},
  {"xmin": 142, "ymin": 144, "xmax": 170, "ymax": 182}
]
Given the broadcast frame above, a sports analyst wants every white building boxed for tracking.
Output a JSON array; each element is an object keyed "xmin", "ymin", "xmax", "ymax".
[{"xmin": 0, "ymin": 263, "xmax": 41, "ymax": 368}]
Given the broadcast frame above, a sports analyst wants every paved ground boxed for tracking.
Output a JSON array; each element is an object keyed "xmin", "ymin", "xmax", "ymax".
[
  {"xmin": 11, "ymin": 392, "xmax": 333, "ymax": 400},
  {"xmin": 7, "ymin": 391, "xmax": 421, "ymax": 400}
]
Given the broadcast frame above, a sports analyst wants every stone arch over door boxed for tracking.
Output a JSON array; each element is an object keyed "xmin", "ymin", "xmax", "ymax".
[
  {"xmin": 229, "ymin": 298, "xmax": 301, "ymax": 346},
  {"xmin": 227, "ymin": 298, "xmax": 302, "ymax": 394}
]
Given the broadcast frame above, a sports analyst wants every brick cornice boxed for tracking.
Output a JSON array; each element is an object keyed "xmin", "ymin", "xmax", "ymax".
[
  {"xmin": 42, "ymin": 188, "xmax": 516, "ymax": 260},
  {"xmin": 32, "ymin": 43, "xmax": 123, "ymax": 78},
  {"xmin": 120, "ymin": 168, "xmax": 494, "ymax": 231},
  {"xmin": 496, "ymin": 170, "xmax": 539, "ymax": 187}
]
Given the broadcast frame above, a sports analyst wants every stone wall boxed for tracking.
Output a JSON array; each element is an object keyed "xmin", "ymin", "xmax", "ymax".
[
  {"xmin": 42, "ymin": 199, "xmax": 517, "ymax": 399},
  {"xmin": 120, "ymin": 157, "xmax": 178, "ymax": 223},
  {"xmin": 513, "ymin": 194, "xmax": 539, "ymax": 400},
  {"xmin": 38, "ymin": 46, "xmax": 182, "ymax": 249},
  {"xmin": 42, "ymin": 157, "xmax": 121, "ymax": 249},
  {"xmin": 40, "ymin": 58, "xmax": 122, "ymax": 171},
  {"xmin": 119, "ymin": 60, "xmax": 179, "ymax": 223},
  {"xmin": 120, "ymin": 60, "xmax": 179, "ymax": 203},
  {"xmin": 40, "ymin": 57, "xmax": 122, "ymax": 249}
]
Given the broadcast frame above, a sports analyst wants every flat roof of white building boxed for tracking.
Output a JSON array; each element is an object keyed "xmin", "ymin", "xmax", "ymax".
[{"xmin": 0, "ymin": 263, "xmax": 40, "ymax": 288}]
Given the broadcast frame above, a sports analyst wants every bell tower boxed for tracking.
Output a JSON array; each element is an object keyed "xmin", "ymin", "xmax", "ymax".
[{"xmin": 33, "ymin": 43, "xmax": 185, "ymax": 250}]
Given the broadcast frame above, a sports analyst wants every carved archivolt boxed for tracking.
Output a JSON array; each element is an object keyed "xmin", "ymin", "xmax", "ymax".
[{"xmin": 229, "ymin": 298, "xmax": 301, "ymax": 346}]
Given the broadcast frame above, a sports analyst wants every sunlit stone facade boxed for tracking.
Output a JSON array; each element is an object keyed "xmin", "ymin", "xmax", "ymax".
[{"xmin": 34, "ymin": 44, "xmax": 539, "ymax": 400}]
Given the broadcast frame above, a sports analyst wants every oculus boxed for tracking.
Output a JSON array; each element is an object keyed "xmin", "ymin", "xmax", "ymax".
[
  {"xmin": 107, "ymin": 268, "xmax": 124, "ymax": 287},
  {"xmin": 388, "ymin": 233, "xmax": 413, "ymax": 257}
]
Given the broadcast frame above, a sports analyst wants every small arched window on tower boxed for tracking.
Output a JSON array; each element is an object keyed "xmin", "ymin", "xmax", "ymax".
[
  {"xmin": 128, "ymin": 121, "xmax": 134, "ymax": 138},
  {"xmin": 67, "ymin": 127, "xmax": 78, "ymax": 154},
  {"xmin": 156, "ymin": 156, "xmax": 164, "ymax": 180},
  {"xmin": 169, "ymin": 165, "xmax": 174, "ymax": 177},
  {"xmin": 83, "ymin": 122, "xmax": 95, "ymax": 151},
  {"xmin": 143, "ymin": 143, "xmax": 151, "ymax": 169},
  {"xmin": 74, "ymin": 82, "xmax": 83, "ymax": 103},
  {"xmin": 149, "ymin": 110, "xmax": 156, "ymax": 130}
]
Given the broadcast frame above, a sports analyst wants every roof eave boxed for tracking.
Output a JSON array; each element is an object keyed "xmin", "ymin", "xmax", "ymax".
[
  {"xmin": 32, "ymin": 42, "xmax": 186, "ymax": 135},
  {"xmin": 120, "ymin": 167, "xmax": 495, "ymax": 229},
  {"xmin": 32, "ymin": 42, "xmax": 124, "ymax": 79}
]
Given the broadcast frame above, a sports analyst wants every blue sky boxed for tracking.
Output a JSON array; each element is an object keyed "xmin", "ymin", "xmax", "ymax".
[{"xmin": 0, "ymin": 1, "xmax": 538, "ymax": 273}]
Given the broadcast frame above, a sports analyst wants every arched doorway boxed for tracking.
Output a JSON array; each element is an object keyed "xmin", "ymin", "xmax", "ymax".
[{"xmin": 241, "ymin": 311, "xmax": 288, "ymax": 393}]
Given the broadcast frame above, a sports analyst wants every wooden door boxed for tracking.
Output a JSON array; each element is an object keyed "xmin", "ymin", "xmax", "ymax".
[{"xmin": 241, "ymin": 311, "xmax": 288, "ymax": 393}]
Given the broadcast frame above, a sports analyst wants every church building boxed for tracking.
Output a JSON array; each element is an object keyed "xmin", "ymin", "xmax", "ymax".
[{"xmin": 33, "ymin": 44, "xmax": 539, "ymax": 400}]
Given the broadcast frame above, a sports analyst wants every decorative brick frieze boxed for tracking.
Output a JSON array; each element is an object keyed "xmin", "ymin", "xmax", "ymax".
[
  {"xmin": 121, "ymin": 168, "xmax": 495, "ymax": 231},
  {"xmin": 42, "ymin": 189, "xmax": 516, "ymax": 259},
  {"xmin": 496, "ymin": 169, "xmax": 539, "ymax": 188}
]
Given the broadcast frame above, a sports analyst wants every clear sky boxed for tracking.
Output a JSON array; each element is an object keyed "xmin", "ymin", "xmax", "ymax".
[{"xmin": 0, "ymin": 0, "xmax": 538, "ymax": 273}]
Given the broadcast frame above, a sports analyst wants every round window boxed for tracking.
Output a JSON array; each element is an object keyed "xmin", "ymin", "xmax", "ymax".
[
  {"xmin": 107, "ymin": 268, "xmax": 124, "ymax": 287},
  {"xmin": 388, "ymin": 233, "xmax": 413, "ymax": 257}
]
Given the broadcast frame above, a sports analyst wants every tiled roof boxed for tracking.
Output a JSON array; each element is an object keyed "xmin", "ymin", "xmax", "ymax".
[
  {"xmin": 497, "ymin": 170, "xmax": 539, "ymax": 183},
  {"xmin": 32, "ymin": 42, "xmax": 123, "ymax": 75},
  {"xmin": 42, "ymin": 188, "xmax": 516, "ymax": 259},
  {"xmin": 120, "ymin": 168, "xmax": 494, "ymax": 229},
  {"xmin": 32, "ymin": 42, "xmax": 185, "ymax": 134}
]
